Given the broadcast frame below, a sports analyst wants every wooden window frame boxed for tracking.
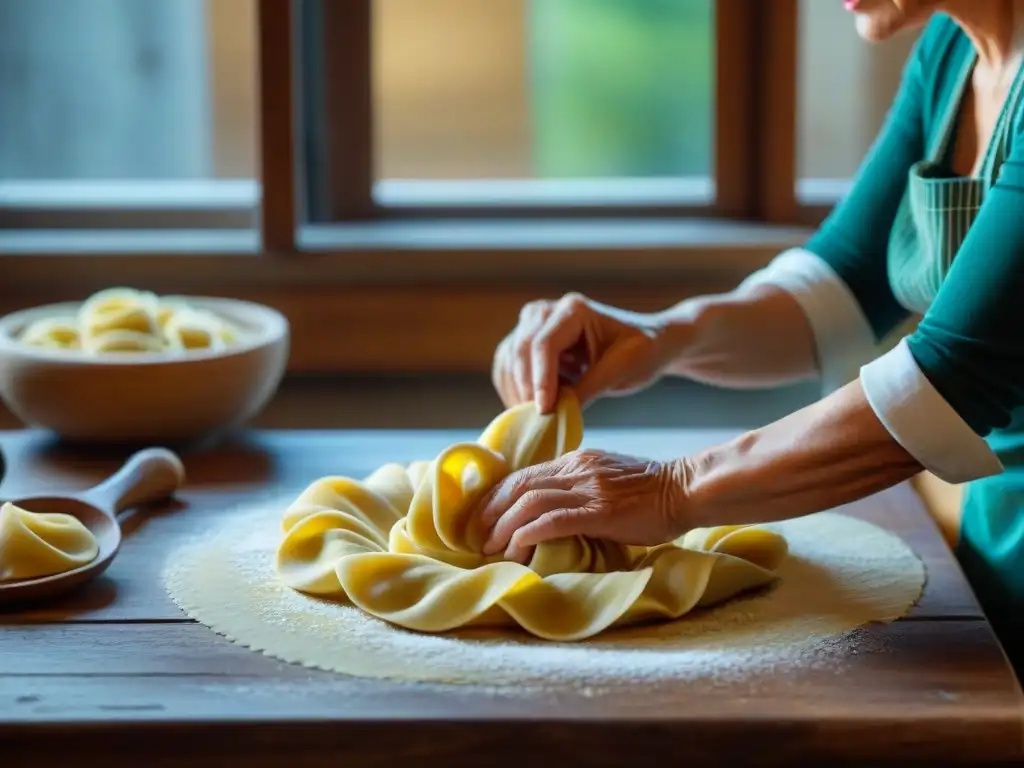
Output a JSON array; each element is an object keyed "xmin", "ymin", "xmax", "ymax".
[
  {"xmin": 0, "ymin": 0, "xmax": 836, "ymax": 375},
  {"xmin": 306, "ymin": 0, "xmax": 769, "ymax": 224},
  {"xmin": 295, "ymin": 0, "xmax": 834, "ymax": 227}
]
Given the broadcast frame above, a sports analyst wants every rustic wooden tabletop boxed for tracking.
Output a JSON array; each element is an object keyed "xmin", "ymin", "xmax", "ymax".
[{"xmin": 0, "ymin": 427, "xmax": 1021, "ymax": 767}]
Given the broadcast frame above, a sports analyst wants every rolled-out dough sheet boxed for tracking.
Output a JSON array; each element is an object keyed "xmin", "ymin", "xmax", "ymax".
[{"xmin": 164, "ymin": 499, "xmax": 925, "ymax": 687}]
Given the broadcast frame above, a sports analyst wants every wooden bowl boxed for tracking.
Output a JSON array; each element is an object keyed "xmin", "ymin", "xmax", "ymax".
[{"xmin": 0, "ymin": 297, "xmax": 289, "ymax": 443}]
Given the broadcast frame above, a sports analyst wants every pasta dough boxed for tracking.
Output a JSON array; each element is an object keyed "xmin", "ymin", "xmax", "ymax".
[
  {"xmin": 165, "ymin": 497, "xmax": 926, "ymax": 687},
  {"xmin": 18, "ymin": 317, "xmax": 81, "ymax": 350},
  {"xmin": 162, "ymin": 306, "xmax": 237, "ymax": 350},
  {"xmin": 18, "ymin": 287, "xmax": 241, "ymax": 355},
  {"xmin": 0, "ymin": 502, "xmax": 99, "ymax": 582},
  {"xmin": 275, "ymin": 391, "xmax": 790, "ymax": 641}
]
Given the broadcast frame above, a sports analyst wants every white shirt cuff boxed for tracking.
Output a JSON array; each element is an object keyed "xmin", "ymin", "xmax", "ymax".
[
  {"xmin": 738, "ymin": 248, "xmax": 878, "ymax": 395},
  {"xmin": 860, "ymin": 339, "xmax": 1003, "ymax": 484}
]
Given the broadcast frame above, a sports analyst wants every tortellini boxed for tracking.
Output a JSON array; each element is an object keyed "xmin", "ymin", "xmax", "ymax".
[
  {"xmin": 162, "ymin": 306, "xmax": 239, "ymax": 350},
  {"xmin": 275, "ymin": 391, "xmax": 790, "ymax": 641},
  {"xmin": 18, "ymin": 317, "xmax": 81, "ymax": 350},
  {"xmin": 18, "ymin": 287, "xmax": 242, "ymax": 355},
  {"xmin": 0, "ymin": 502, "xmax": 100, "ymax": 582}
]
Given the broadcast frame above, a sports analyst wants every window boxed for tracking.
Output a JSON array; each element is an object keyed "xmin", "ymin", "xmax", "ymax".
[
  {"xmin": 301, "ymin": 0, "xmax": 762, "ymax": 224},
  {"xmin": 0, "ymin": 0, "xmax": 924, "ymax": 374},
  {"xmin": 0, "ymin": 0, "xmax": 258, "ymax": 231},
  {"xmin": 372, "ymin": 0, "xmax": 714, "ymax": 208},
  {"xmin": 796, "ymin": 0, "xmax": 916, "ymax": 208}
]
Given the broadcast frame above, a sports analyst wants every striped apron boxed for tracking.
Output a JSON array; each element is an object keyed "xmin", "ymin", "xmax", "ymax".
[{"xmin": 888, "ymin": 52, "xmax": 1024, "ymax": 314}]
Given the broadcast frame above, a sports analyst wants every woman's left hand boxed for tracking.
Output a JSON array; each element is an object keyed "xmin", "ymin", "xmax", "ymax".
[{"xmin": 471, "ymin": 448, "xmax": 688, "ymax": 563}]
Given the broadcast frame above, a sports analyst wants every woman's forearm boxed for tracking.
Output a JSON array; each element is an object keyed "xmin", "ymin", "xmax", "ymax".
[
  {"xmin": 654, "ymin": 284, "xmax": 820, "ymax": 389},
  {"xmin": 672, "ymin": 378, "xmax": 922, "ymax": 530}
]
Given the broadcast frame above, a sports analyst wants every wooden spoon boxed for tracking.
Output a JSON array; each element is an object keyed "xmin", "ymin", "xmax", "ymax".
[{"xmin": 0, "ymin": 447, "xmax": 185, "ymax": 606}]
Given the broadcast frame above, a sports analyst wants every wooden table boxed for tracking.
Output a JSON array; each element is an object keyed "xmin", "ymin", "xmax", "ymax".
[{"xmin": 1, "ymin": 427, "xmax": 1022, "ymax": 767}]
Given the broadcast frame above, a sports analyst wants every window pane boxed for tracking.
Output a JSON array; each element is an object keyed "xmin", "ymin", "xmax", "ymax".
[
  {"xmin": 796, "ymin": 0, "xmax": 917, "ymax": 202},
  {"xmin": 373, "ymin": 0, "xmax": 714, "ymax": 202},
  {"xmin": 0, "ymin": 0, "xmax": 257, "ymax": 223}
]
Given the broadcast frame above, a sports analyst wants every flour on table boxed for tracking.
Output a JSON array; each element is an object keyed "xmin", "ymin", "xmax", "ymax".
[{"xmin": 163, "ymin": 497, "xmax": 926, "ymax": 689}]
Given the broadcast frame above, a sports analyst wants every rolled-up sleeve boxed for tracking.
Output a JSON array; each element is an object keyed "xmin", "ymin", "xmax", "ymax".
[
  {"xmin": 867, "ymin": 151, "xmax": 1024, "ymax": 483},
  {"xmin": 738, "ymin": 247, "xmax": 879, "ymax": 394},
  {"xmin": 742, "ymin": 17, "xmax": 1011, "ymax": 485}
]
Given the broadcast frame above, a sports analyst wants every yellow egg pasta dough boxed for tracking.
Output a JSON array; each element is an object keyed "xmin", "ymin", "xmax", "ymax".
[
  {"xmin": 163, "ymin": 306, "xmax": 235, "ymax": 351},
  {"xmin": 18, "ymin": 317, "xmax": 81, "ymax": 350},
  {"xmin": 274, "ymin": 391, "xmax": 790, "ymax": 641},
  {"xmin": 18, "ymin": 287, "xmax": 242, "ymax": 356},
  {"xmin": 164, "ymin": 393, "xmax": 926, "ymax": 687},
  {"xmin": 0, "ymin": 502, "xmax": 99, "ymax": 582}
]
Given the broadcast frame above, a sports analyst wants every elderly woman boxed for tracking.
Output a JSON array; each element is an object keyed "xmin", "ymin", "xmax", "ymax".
[{"xmin": 472, "ymin": 0, "xmax": 1024, "ymax": 667}]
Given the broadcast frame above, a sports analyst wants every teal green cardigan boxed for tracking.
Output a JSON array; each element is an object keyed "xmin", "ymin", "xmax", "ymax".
[{"xmin": 802, "ymin": 15, "xmax": 1024, "ymax": 663}]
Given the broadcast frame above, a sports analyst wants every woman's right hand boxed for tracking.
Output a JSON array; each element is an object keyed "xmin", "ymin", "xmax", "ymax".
[{"xmin": 491, "ymin": 293, "xmax": 678, "ymax": 414}]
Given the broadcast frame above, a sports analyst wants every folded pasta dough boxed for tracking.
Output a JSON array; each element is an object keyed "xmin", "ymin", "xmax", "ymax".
[
  {"xmin": 19, "ymin": 317, "xmax": 81, "ymax": 350},
  {"xmin": 159, "ymin": 300, "xmax": 240, "ymax": 348},
  {"xmin": 162, "ymin": 307, "xmax": 227, "ymax": 350},
  {"xmin": 0, "ymin": 502, "xmax": 99, "ymax": 582},
  {"xmin": 18, "ymin": 288, "xmax": 244, "ymax": 356},
  {"xmin": 82, "ymin": 329, "xmax": 168, "ymax": 353},
  {"xmin": 79, "ymin": 287, "xmax": 161, "ymax": 337},
  {"xmin": 78, "ymin": 287, "xmax": 164, "ymax": 351},
  {"xmin": 275, "ymin": 391, "xmax": 789, "ymax": 641}
]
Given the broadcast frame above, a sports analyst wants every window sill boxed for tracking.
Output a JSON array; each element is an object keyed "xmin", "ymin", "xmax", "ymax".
[
  {"xmin": 0, "ymin": 180, "xmax": 258, "ymax": 230},
  {"xmin": 0, "ymin": 228, "xmax": 259, "ymax": 255},
  {"xmin": 0, "ymin": 218, "xmax": 813, "ymax": 374},
  {"xmin": 300, "ymin": 217, "xmax": 810, "ymax": 251},
  {"xmin": 0, "ymin": 218, "xmax": 812, "ymax": 290}
]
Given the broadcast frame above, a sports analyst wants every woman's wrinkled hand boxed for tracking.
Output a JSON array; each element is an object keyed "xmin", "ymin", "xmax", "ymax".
[
  {"xmin": 470, "ymin": 448, "xmax": 689, "ymax": 563},
  {"xmin": 491, "ymin": 293, "xmax": 675, "ymax": 414}
]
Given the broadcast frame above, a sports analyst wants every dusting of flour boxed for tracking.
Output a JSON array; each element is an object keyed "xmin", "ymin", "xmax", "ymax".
[{"xmin": 163, "ymin": 497, "xmax": 925, "ymax": 691}]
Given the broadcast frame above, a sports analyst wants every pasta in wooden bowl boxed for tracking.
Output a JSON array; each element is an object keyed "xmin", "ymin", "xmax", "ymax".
[{"xmin": 0, "ymin": 288, "xmax": 289, "ymax": 443}]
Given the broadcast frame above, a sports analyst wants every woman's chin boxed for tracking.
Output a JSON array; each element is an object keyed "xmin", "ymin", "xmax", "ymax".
[
  {"xmin": 854, "ymin": 14, "xmax": 893, "ymax": 41},
  {"xmin": 852, "ymin": 1, "xmax": 932, "ymax": 42}
]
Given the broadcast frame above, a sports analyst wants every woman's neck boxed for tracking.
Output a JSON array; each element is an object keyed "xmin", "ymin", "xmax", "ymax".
[{"xmin": 944, "ymin": 0, "xmax": 1024, "ymax": 73}]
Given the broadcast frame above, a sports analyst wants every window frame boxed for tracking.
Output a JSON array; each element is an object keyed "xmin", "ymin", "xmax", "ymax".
[
  {"xmin": 305, "ymin": 0, "xmax": 768, "ymax": 224},
  {"xmin": 0, "ymin": 0, "xmax": 831, "ymax": 239},
  {"xmin": 296, "ymin": 0, "xmax": 834, "ymax": 227},
  {"xmin": 0, "ymin": 0, "xmax": 837, "ymax": 237},
  {"xmin": 0, "ymin": 0, "xmax": 843, "ymax": 375}
]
